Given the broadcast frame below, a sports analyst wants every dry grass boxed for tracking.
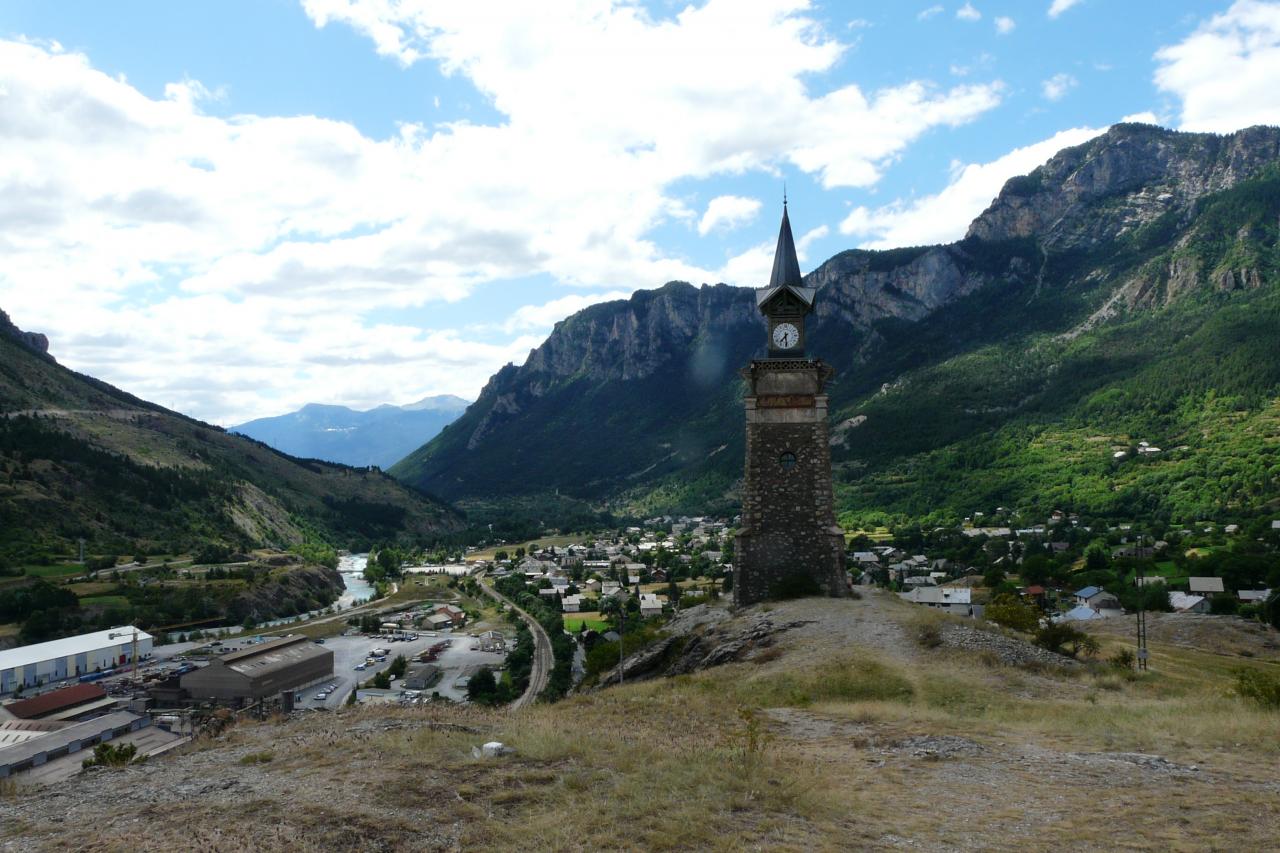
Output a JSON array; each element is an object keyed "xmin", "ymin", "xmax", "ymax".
[{"xmin": 6, "ymin": 595, "xmax": 1279, "ymax": 852}]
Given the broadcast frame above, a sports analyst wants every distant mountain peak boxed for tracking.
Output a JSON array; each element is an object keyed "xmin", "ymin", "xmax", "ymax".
[
  {"xmin": 232, "ymin": 394, "xmax": 471, "ymax": 469},
  {"xmin": 400, "ymin": 394, "xmax": 471, "ymax": 412}
]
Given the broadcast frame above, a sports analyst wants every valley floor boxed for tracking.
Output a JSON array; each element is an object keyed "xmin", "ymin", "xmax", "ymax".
[{"xmin": 2, "ymin": 592, "xmax": 1277, "ymax": 851}]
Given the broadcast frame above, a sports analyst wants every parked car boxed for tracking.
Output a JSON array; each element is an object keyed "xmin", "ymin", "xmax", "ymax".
[
  {"xmin": 354, "ymin": 663, "xmax": 367, "ymax": 671},
  {"xmin": 314, "ymin": 692, "xmax": 328, "ymax": 701}
]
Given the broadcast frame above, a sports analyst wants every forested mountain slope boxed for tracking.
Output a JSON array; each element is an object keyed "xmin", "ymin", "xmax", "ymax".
[
  {"xmin": 0, "ymin": 313, "xmax": 461, "ymax": 563},
  {"xmin": 394, "ymin": 123, "xmax": 1280, "ymax": 527}
]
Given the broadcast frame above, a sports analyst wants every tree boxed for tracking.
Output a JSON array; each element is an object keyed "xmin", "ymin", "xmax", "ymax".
[
  {"xmin": 1209, "ymin": 593, "xmax": 1239, "ymax": 615},
  {"xmin": 985, "ymin": 594, "xmax": 1040, "ymax": 632},
  {"xmin": 1261, "ymin": 589, "xmax": 1280, "ymax": 631},
  {"xmin": 467, "ymin": 667, "xmax": 498, "ymax": 704}
]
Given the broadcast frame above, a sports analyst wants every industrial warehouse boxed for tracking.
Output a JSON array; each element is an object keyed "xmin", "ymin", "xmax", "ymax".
[
  {"xmin": 0, "ymin": 626, "xmax": 154, "ymax": 694},
  {"xmin": 179, "ymin": 635, "xmax": 333, "ymax": 704}
]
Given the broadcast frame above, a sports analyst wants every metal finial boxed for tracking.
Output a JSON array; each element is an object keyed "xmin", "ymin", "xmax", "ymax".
[{"xmin": 783, "ymin": 183, "xmax": 787, "ymax": 207}]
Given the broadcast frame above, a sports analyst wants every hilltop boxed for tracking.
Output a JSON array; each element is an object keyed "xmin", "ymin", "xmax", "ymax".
[
  {"xmin": 2, "ymin": 589, "xmax": 1276, "ymax": 850},
  {"xmin": 0, "ymin": 310, "xmax": 462, "ymax": 565},
  {"xmin": 393, "ymin": 123, "xmax": 1280, "ymax": 529}
]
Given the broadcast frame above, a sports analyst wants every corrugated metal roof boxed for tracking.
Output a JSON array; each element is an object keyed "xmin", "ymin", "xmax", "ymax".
[
  {"xmin": 223, "ymin": 636, "xmax": 329, "ymax": 678},
  {"xmin": 0, "ymin": 711, "xmax": 141, "ymax": 769},
  {"xmin": 0, "ymin": 627, "xmax": 152, "ymax": 673},
  {"xmin": 5, "ymin": 683, "xmax": 106, "ymax": 719}
]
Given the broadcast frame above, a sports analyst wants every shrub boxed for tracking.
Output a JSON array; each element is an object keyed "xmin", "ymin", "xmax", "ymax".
[
  {"xmin": 985, "ymin": 594, "xmax": 1040, "ymax": 633},
  {"xmin": 1034, "ymin": 623, "xmax": 1100, "ymax": 659},
  {"xmin": 82, "ymin": 742, "xmax": 141, "ymax": 769},
  {"xmin": 1108, "ymin": 648, "xmax": 1136, "ymax": 671},
  {"xmin": 915, "ymin": 621, "xmax": 943, "ymax": 649},
  {"xmin": 1234, "ymin": 668, "xmax": 1280, "ymax": 710}
]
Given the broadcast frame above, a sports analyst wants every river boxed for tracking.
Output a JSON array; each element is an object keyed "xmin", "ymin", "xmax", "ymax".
[{"xmin": 337, "ymin": 553, "xmax": 375, "ymax": 608}]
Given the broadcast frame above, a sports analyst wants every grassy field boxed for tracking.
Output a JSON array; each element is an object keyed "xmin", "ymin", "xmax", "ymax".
[
  {"xmin": 563, "ymin": 616, "xmax": 610, "ymax": 632},
  {"xmin": 21, "ymin": 564, "xmax": 86, "ymax": 579}
]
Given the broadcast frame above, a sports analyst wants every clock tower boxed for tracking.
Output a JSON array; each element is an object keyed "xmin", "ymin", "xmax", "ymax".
[{"xmin": 734, "ymin": 201, "xmax": 848, "ymax": 606}]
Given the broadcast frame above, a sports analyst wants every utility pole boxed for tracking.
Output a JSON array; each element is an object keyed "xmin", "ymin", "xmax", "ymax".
[
  {"xmin": 78, "ymin": 538, "xmax": 85, "ymax": 564},
  {"xmin": 1135, "ymin": 541, "xmax": 1149, "ymax": 672}
]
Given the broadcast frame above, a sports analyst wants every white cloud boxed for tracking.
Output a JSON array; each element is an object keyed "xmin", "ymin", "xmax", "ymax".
[
  {"xmin": 796, "ymin": 224, "xmax": 830, "ymax": 257},
  {"xmin": 838, "ymin": 125, "xmax": 1106, "ymax": 249},
  {"xmin": 1042, "ymin": 72, "xmax": 1078, "ymax": 101},
  {"xmin": 995, "ymin": 16, "xmax": 1015, "ymax": 34},
  {"xmin": 500, "ymin": 290, "xmax": 633, "ymax": 334},
  {"xmin": 956, "ymin": 3, "xmax": 982, "ymax": 22},
  {"xmin": 1048, "ymin": 0, "xmax": 1084, "ymax": 18},
  {"xmin": 0, "ymin": 3, "xmax": 1005, "ymax": 423},
  {"xmin": 917, "ymin": 5, "xmax": 944, "ymax": 20},
  {"xmin": 698, "ymin": 195, "xmax": 763, "ymax": 236},
  {"xmin": 1154, "ymin": 0, "xmax": 1280, "ymax": 132},
  {"xmin": 1120, "ymin": 110, "xmax": 1161, "ymax": 124}
]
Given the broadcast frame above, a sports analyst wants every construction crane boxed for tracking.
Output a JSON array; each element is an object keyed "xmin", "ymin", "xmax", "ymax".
[{"xmin": 108, "ymin": 628, "xmax": 141, "ymax": 683}]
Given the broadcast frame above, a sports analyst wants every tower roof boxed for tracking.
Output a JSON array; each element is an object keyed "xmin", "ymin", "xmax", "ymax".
[
  {"xmin": 755, "ymin": 201, "xmax": 816, "ymax": 310},
  {"xmin": 768, "ymin": 203, "xmax": 803, "ymax": 290}
]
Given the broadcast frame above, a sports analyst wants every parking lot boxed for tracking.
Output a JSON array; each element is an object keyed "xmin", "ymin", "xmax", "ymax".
[{"xmin": 297, "ymin": 631, "xmax": 508, "ymax": 708}]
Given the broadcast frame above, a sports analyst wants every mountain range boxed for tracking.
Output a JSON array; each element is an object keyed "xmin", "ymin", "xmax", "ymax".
[
  {"xmin": 231, "ymin": 395, "xmax": 470, "ymax": 470},
  {"xmin": 392, "ymin": 123, "xmax": 1280, "ymax": 529},
  {"xmin": 0, "ymin": 311, "xmax": 461, "ymax": 563}
]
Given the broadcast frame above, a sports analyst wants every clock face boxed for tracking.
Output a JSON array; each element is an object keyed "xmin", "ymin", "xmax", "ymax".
[{"xmin": 771, "ymin": 322, "xmax": 800, "ymax": 350}]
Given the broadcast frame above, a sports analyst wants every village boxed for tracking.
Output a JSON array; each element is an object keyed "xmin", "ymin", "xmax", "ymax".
[{"xmin": 2, "ymin": 510, "xmax": 1276, "ymax": 785}]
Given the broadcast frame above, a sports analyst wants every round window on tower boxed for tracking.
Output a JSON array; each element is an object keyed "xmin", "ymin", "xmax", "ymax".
[{"xmin": 779, "ymin": 451, "xmax": 797, "ymax": 470}]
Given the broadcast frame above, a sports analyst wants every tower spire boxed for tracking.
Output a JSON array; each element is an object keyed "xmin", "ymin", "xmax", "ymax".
[{"xmin": 767, "ymin": 198, "xmax": 802, "ymax": 290}]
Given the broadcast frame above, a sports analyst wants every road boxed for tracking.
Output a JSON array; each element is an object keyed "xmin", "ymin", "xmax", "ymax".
[{"xmin": 477, "ymin": 577, "xmax": 553, "ymax": 709}]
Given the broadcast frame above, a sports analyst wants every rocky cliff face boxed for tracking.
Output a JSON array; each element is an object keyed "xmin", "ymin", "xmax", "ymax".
[{"xmin": 968, "ymin": 123, "xmax": 1280, "ymax": 249}]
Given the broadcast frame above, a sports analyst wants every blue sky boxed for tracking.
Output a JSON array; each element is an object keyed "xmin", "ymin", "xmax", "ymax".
[{"xmin": 1, "ymin": 0, "xmax": 1277, "ymax": 424}]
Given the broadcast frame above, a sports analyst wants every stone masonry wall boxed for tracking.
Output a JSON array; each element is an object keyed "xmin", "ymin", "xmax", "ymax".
[{"xmin": 735, "ymin": 361, "xmax": 848, "ymax": 607}]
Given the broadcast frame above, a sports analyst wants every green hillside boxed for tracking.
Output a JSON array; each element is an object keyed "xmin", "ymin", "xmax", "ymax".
[
  {"xmin": 0, "ymin": 319, "xmax": 462, "ymax": 566},
  {"xmin": 828, "ymin": 170, "xmax": 1280, "ymax": 528}
]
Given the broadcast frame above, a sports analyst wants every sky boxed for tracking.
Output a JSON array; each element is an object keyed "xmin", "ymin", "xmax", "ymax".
[{"xmin": 2, "ymin": 0, "xmax": 1280, "ymax": 425}]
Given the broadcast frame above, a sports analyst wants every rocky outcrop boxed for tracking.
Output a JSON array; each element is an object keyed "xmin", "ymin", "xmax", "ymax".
[
  {"xmin": 228, "ymin": 564, "xmax": 345, "ymax": 623},
  {"xmin": 0, "ymin": 308, "xmax": 52, "ymax": 359}
]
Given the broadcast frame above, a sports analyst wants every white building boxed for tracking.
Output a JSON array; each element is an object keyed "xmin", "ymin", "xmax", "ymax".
[
  {"xmin": 639, "ymin": 594, "xmax": 664, "ymax": 617},
  {"xmin": 0, "ymin": 627, "xmax": 154, "ymax": 694}
]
